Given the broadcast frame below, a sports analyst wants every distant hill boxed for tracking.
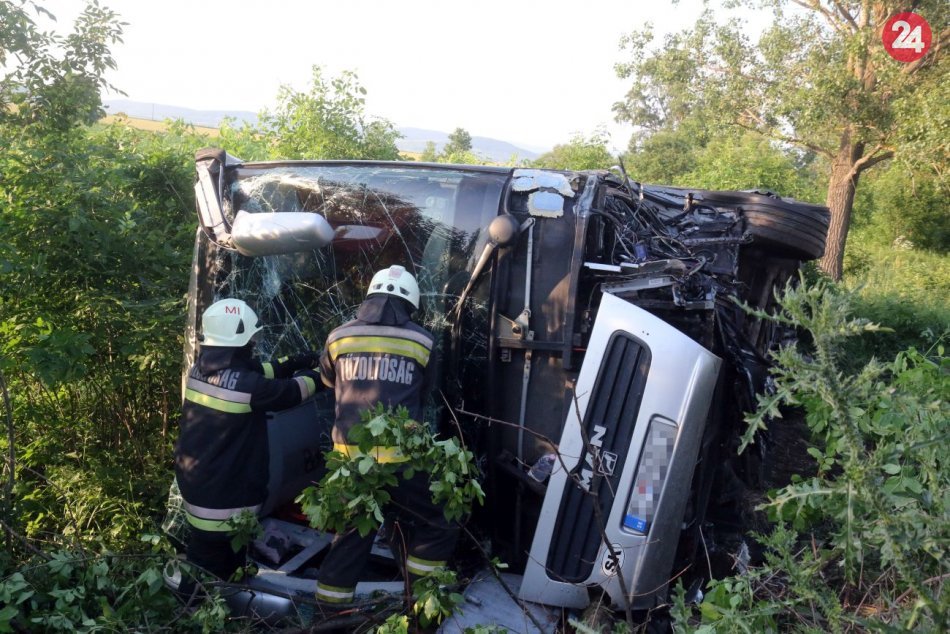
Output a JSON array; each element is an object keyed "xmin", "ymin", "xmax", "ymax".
[
  {"xmin": 103, "ymin": 100, "xmax": 542, "ymax": 163},
  {"xmin": 104, "ymin": 99, "xmax": 257, "ymax": 128}
]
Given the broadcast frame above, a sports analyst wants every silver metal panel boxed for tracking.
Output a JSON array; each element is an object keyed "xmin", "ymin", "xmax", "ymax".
[{"xmin": 519, "ymin": 292, "xmax": 720, "ymax": 609}]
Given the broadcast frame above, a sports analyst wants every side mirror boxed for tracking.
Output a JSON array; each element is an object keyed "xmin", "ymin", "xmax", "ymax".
[
  {"xmin": 451, "ymin": 214, "xmax": 530, "ymax": 321},
  {"xmin": 231, "ymin": 210, "xmax": 335, "ymax": 257}
]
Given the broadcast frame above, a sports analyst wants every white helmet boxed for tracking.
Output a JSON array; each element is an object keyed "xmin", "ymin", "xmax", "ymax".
[
  {"xmin": 367, "ymin": 265, "xmax": 420, "ymax": 309},
  {"xmin": 200, "ymin": 299, "xmax": 262, "ymax": 347}
]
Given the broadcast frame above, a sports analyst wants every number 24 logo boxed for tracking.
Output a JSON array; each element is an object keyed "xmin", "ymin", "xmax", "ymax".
[
  {"xmin": 891, "ymin": 20, "xmax": 925, "ymax": 53},
  {"xmin": 883, "ymin": 12, "xmax": 932, "ymax": 63}
]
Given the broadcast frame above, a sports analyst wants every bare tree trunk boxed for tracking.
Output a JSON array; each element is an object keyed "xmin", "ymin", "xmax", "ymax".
[{"xmin": 819, "ymin": 140, "xmax": 863, "ymax": 280}]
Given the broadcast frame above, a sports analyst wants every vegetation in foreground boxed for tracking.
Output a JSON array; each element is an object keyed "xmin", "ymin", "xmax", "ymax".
[{"xmin": 670, "ymin": 279, "xmax": 947, "ymax": 633}]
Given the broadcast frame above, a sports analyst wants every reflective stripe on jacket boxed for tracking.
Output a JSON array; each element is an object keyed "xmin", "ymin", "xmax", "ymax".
[
  {"xmin": 332, "ymin": 442, "xmax": 409, "ymax": 464},
  {"xmin": 175, "ymin": 349, "xmax": 319, "ymax": 513},
  {"xmin": 320, "ymin": 319, "xmax": 434, "ymax": 445}
]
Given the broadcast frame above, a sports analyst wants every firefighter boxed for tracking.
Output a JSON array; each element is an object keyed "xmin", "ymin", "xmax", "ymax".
[
  {"xmin": 175, "ymin": 298, "xmax": 321, "ymax": 582},
  {"xmin": 314, "ymin": 265, "xmax": 458, "ymax": 605}
]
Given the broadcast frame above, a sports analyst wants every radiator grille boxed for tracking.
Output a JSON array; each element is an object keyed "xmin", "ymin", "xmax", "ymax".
[{"xmin": 545, "ymin": 334, "xmax": 651, "ymax": 581}]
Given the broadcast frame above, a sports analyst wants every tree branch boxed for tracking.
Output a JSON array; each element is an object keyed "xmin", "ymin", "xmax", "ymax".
[
  {"xmin": 0, "ymin": 516, "xmax": 50, "ymax": 561},
  {"xmin": 791, "ymin": 0, "xmax": 847, "ymax": 34},
  {"xmin": 736, "ymin": 118, "xmax": 833, "ymax": 158},
  {"xmin": 851, "ymin": 147, "xmax": 894, "ymax": 175},
  {"xmin": 456, "ymin": 406, "xmax": 638, "ymax": 628},
  {"xmin": 830, "ymin": 0, "xmax": 859, "ymax": 32},
  {"xmin": 903, "ymin": 27, "xmax": 950, "ymax": 75},
  {"xmin": 458, "ymin": 525, "xmax": 548, "ymax": 634},
  {"xmin": 859, "ymin": 0, "xmax": 871, "ymax": 29}
]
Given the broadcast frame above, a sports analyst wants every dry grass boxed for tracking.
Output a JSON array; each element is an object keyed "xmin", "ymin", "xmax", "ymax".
[{"xmin": 99, "ymin": 115, "xmax": 220, "ymax": 137}]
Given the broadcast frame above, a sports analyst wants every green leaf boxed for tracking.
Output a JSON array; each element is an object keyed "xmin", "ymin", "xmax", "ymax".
[
  {"xmin": 699, "ymin": 600, "xmax": 722, "ymax": 622},
  {"xmin": 0, "ymin": 605, "xmax": 19, "ymax": 633},
  {"xmin": 358, "ymin": 456, "xmax": 375, "ymax": 475},
  {"xmin": 365, "ymin": 415, "xmax": 388, "ymax": 437},
  {"xmin": 421, "ymin": 595, "xmax": 441, "ymax": 620}
]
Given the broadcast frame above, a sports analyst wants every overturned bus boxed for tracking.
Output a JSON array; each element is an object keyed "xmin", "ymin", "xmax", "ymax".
[{"xmin": 167, "ymin": 148, "xmax": 829, "ymax": 623}]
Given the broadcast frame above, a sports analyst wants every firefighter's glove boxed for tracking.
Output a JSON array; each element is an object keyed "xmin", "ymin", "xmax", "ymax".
[{"xmin": 287, "ymin": 351, "xmax": 320, "ymax": 371}]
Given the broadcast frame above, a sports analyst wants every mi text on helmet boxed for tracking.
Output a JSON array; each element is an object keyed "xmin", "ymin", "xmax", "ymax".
[
  {"xmin": 367, "ymin": 265, "xmax": 420, "ymax": 309},
  {"xmin": 200, "ymin": 299, "xmax": 263, "ymax": 347}
]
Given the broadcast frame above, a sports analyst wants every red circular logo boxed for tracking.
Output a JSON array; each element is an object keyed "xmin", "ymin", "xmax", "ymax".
[{"xmin": 882, "ymin": 12, "xmax": 932, "ymax": 62}]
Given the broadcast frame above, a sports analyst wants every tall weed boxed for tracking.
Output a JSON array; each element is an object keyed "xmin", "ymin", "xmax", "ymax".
[{"xmin": 676, "ymin": 278, "xmax": 949, "ymax": 632}]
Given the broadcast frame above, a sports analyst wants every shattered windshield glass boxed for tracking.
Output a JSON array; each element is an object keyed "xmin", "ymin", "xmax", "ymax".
[{"xmin": 200, "ymin": 165, "xmax": 507, "ymax": 416}]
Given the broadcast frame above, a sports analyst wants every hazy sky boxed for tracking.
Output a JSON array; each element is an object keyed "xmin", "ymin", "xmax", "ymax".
[{"xmin": 38, "ymin": 0, "xmax": 769, "ymax": 152}]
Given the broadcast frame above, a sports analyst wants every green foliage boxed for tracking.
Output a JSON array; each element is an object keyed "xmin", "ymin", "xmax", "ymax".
[
  {"xmin": 855, "ymin": 163, "xmax": 949, "ymax": 252},
  {"xmin": 0, "ymin": 546, "xmax": 233, "ymax": 633},
  {"xmin": 625, "ymin": 130, "xmax": 822, "ymax": 202},
  {"xmin": 463, "ymin": 626, "xmax": 510, "ymax": 634},
  {"xmin": 614, "ymin": 1, "xmax": 949, "ymax": 277},
  {"xmin": 225, "ymin": 510, "xmax": 262, "ymax": 558},
  {"xmin": 411, "ymin": 568, "xmax": 465, "ymax": 628},
  {"xmin": 417, "ymin": 129, "xmax": 494, "ymax": 165},
  {"xmin": 680, "ymin": 134, "xmax": 822, "ymax": 201},
  {"xmin": 297, "ymin": 405, "xmax": 484, "ymax": 538},
  {"xmin": 680, "ymin": 278, "xmax": 949, "ymax": 632},
  {"xmin": 0, "ymin": 5, "xmax": 213, "ymax": 631},
  {"xmin": 533, "ymin": 129, "xmax": 615, "ymax": 171},
  {"xmin": 419, "ymin": 140, "xmax": 439, "ymax": 162},
  {"xmin": 376, "ymin": 613, "xmax": 410, "ymax": 633},
  {"xmin": 373, "ymin": 569, "xmax": 467, "ymax": 632},
  {"xmin": 444, "ymin": 127, "xmax": 473, "ymax": 156},
  {"xmin": 441, "ymin": 148, "xmax": 487, "ymax": 165},
  {"xmin": 671, "ymin": 526, "xmax": 818, "ymax": 633},
  {"xmin": 0, "ymin": 0, "xmax": 123, "ymax": 132},
  {"xmin": 216, "ymin": 116, "xmax": 270, "ymax": 162},
  {"xmin": 889, "ymin": 51, "xmax": 949, "ymax": 193},
  {"xmin": 841, "ymin": 240, "xmax": 950, "ymax": 363},
  {"xmin": 226, "ymin": 65, "xmax": 402, "ymax": 161},
  {"xmin": 0, "ymin": 119, "xmax": 204, "ymax": 550},
  {"xmin": 622, "ymin": 126, "xmax": 705, "ymax": 184},
  {"xmin": 0, "ymin": 0, "xmax": 208, "ymax": 577},
  {"xmin": 567, "ymin": 618, "xmax": 632, "ymax": 634}
]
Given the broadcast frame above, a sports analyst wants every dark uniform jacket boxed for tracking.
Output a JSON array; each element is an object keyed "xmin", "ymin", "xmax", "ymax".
[
  {"xmin": 319, "ymin": 295, "xmax": 434, "ymax": 447},
  {"xmin": 315, "ymin": 296, "xmax": 451, "ymax": 602},
  {"xmin": 175, "ymin": 346, "xmax": 318, "ymax": 527}
]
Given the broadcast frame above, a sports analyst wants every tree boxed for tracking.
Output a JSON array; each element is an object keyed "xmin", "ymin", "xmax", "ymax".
[
  {"xmin": 443, "ymin": 127, "xmax": 472, "ymax": 155},
  {"xmin": 615, "ymin": 2, "xmax": 948, "ymax": 279},
  {"xmin": 415, "ymin": 128, "xmax": 493, "ymax": 165},
  {"xmin": 677, "ymin": 133, "xmax": 821, "ymax": 201},
  {"xmin": 252, "ymin": 66, "xmax": 401, "ymax": 161},
  {"xmin": 532, "ymin": 129, "xmax": 616, "ymax": 171},
  {"xmin": 1, "ymin": 0, "xmax": 123, "ymax": 132},
  {"xmin": 440, "ymin": 147, "xmax": 483, "ymax": 165},
  {"xmin": 419, "ymin": 140, "xmax": 439, "ymax": 162}
]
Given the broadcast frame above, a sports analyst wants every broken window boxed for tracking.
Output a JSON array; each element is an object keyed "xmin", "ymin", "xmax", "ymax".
[{"xmin": 200, "ymin": 165, "xmax": 507, "ymax": 424}]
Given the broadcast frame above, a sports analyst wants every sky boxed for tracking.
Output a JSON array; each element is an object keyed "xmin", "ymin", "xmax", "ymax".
[{"xmin": 38, "ymin": 0, "xmax": 772, "ymax": 153}]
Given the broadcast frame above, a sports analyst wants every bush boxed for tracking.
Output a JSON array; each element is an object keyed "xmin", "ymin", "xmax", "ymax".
[
  {"xmin": 842, "ymin": 240, "xmax": 950, "ymax": 364},
  {"xmin": 0, "ymin": 119, "xmax": 206, "ymax": 547},
  {"xmin": 676, "ymin": 278, "xmax": 949, "ymax": 632}
]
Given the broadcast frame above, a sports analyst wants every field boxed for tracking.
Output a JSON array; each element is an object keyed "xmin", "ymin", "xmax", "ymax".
[{"xmin": 100, "ymin": 114, "xmax": 220, "ymax": 136}]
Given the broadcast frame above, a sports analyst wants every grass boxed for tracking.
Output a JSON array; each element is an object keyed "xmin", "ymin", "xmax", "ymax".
[{"xmin": 100, "ymin": 114, "xmax": 220, "ymax": 137}]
